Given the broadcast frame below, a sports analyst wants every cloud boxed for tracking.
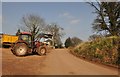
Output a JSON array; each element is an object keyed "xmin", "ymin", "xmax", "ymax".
[
  {"xmin": 70, "ymin": 19, "xmax": 80, "ymax": 24},
  {"xmin": 59, "ymin": 12, "xmax": 80, "ymax": 25},
  {"xmin": 59, "ymin": 12, "xmax": 74, "ymax": 19},
  {"xmin": 62, "ymin": 12, "xmax": 69, "ymax": 16}
]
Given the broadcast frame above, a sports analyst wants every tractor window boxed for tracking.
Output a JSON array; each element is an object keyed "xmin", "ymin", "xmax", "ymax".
[
  {"xmin": 21, "ymin": 35, "xmax": 28, "ymax": 40},
  {"xmin": 21, "ymin": 35, "xmax": 31, "ymax": 42}
]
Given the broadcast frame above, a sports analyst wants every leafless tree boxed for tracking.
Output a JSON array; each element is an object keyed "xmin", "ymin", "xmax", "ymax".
[
  {"xmin": 21, "ymin": 14, "xmax": 46, "ymax": 45},
  {"xmin": 88, "ymin": 34, "xmax": 102, "ymax": 41},
  {"xmin": 45, "ymin": 23, "xmax": 64, "ymax": 47},
  {"xmin": 71, "ymin": 37, "xmax": 83, "ymax": 46},
  {"xmin": 87, "ymin": 1, "xmax": 120, "ymax": 36}
]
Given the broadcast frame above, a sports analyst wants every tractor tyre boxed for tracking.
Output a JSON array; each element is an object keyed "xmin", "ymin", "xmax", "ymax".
[
  {"xmin": 37, "ymin": 47, "xmax": 46, "ymax": 56},
  {"xmin": 13, "ymin": 43, "xmax": 28, "ymax": 56}
]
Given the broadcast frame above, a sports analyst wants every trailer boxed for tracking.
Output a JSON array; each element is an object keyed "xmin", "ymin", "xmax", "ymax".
[{"xmin": 0, "ymin": 34, "xmax": 18, "ymax": 47}]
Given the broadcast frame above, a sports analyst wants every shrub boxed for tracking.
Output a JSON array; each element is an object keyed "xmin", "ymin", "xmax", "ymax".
[{"xmin": 74, "ymin": 36, "xmax": 120, "ymax": 65}]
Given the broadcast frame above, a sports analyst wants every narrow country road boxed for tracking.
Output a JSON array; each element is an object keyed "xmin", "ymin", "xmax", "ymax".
[
  {"xmin": 2, "ymin": 48, "xmax": 118, "ymax": 75},
  {"xmin": 39, "ymin": 49, "xmax": 118, "ymax": 75}
]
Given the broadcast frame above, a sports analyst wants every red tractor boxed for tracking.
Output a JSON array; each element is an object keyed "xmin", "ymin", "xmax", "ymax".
[{"xmin": 11, "ymin": 32, "xmax": 47, "ymax": 56}]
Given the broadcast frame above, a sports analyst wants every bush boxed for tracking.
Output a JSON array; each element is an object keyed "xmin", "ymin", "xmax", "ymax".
[{"xmin": 74, "ymin": 36, "xmax": 120, "ymax": 65}]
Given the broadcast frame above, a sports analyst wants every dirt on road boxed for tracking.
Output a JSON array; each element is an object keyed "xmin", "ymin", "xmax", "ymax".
[
  {"xmin": 2, "ymin": 48, "xmax": 46, "ymax": 75},
  {"xmin": 1, "ymin": 48, "xmax": 118, "ymax": 75}
]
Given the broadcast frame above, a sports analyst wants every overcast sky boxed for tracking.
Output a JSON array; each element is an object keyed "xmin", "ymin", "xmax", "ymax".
[{"xmin": 2, "ymin": 2, "xmax": 97, "ymax": 43}]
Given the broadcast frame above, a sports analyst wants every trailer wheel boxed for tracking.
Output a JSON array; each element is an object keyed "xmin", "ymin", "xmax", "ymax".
[
  {"xmin": 13, "ymin": 43, "xmax": 28, "ymax": 56},
  {"xmin": 37, "ymin": 47, "xmax": 46, "ymax": 56}
]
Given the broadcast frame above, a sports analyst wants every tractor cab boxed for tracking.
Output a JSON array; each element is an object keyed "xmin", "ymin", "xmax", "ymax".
[
  {"xmin": 19, "ymin": 32, "xmax": 31, "ymax": 41},
  {"xmin": 18, "ymin": 32, "xmax": 32, "ymax": 47}
]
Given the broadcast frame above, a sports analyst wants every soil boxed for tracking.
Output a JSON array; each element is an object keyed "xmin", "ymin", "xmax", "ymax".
[{"xmin": 1, "ymin": 48, "xmax": 118, "ymax": 75}]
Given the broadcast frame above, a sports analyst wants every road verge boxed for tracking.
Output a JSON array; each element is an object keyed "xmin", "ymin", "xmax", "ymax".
[{"xmin": 68, "ymin": 47, "xmax": 119, "ymax": 70}]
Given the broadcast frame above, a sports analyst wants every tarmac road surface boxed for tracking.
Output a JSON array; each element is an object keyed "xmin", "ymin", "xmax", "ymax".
[{"xmin": 1, "ymin": 48, "xmax": 118, "ymax": 75}]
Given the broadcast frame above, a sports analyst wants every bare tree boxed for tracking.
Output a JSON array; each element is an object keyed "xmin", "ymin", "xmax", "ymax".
[
  {"xmin": 88, "ymin": 34, "xmax": 102, "ymax": 41},
  {"xmin": 45, "ymin": 23, "xmax": 64, "ymax": 47},
  {"xmin": 21, "ymin": 14, "xmax": 46, "ymax": 45},
  {"xmin": 71, "ymin": 37, "xmax": 83, "ymax": 46},
  {"xmin": 87, "ymin": 1, "xmax": 120, "ymax": 36}
]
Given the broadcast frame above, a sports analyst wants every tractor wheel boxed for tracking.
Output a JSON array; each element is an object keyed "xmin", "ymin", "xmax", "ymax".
[
  {"xmin": 13, "ymin": 43, "xmax": 28, "ymax": 56},
  {"xmin": 37, "ymin": 47, "xmax": 46, "ymax": 56}
]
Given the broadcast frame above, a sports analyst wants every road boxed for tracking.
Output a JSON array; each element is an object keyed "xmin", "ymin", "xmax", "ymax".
[{"xmin": 1, "ymin": 48, "xmax": 118, "ymax": 75}]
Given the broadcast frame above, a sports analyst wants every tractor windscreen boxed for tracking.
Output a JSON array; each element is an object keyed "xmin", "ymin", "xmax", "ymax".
[{"xmin": 20, "ymin": 34, "xmax": 31, "ymax": 42}]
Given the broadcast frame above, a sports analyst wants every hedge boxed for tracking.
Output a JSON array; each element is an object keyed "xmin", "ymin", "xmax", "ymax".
[{"xmin": 74, "ymin": 36, "xmax": 120, "ymax": 66}]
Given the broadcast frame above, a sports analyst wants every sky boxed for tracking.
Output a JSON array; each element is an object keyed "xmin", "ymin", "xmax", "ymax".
[
  {"xmin": 0, "ymin": 2, "xmax": 1, "ymax": 33},
  {"xmin": 2, "ymin": 2, "xmax": 97, "ymax": 43},
  {"xmin": 2, "ymin": 0, "xmax": 97, "ymax": 2}
]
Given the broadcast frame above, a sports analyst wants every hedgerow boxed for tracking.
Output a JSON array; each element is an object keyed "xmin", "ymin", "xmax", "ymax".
[{"xmin": 74, "ymin": 36, "xmax": 120, "ymax": 65}]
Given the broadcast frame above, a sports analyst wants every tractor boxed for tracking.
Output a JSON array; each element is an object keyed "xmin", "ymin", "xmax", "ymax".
[{"xmin": 11, "ymin": 32, "xmax": 47, "ymax": 56}]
